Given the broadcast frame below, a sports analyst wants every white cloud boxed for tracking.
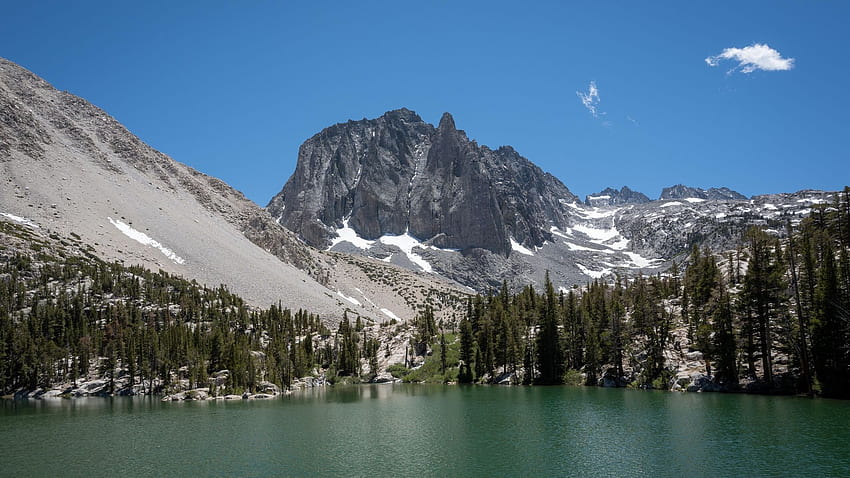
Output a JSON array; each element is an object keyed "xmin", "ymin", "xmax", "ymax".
[
  {"xmin": 576, "ymin": 81, "xmax": 601, "ymax": 117},
  {"xmin": 705, "ymin": 43, "xmax": 794, "ymax": 74}
]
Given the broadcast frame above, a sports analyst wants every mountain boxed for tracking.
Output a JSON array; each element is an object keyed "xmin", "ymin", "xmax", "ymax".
[
  {"xmin": 270, "ymin": 109, "xmax": 836, "ymax": 291},
  {"xmin": 0, "ymin": 58, "xmax": 467, "ymax": 324},
  {"xmin": 585, "ymin": 186, "xmax": 650, "ymax": 207},
  {"xmin": 660, "ymin": 184, "xmax": 747, "ymax": 201},
  {"xmin": 268, "ymin": 109, "xmax": 578, "ymax": 256}
]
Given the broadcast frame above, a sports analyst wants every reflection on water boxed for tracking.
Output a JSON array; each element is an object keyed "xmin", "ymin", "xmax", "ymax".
[{"xmin": 2, "ymin": 385, "xmax": 848, "ymax": 477}]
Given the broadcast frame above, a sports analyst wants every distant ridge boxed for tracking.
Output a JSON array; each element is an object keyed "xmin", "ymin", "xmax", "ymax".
[
  {"xmin": 585, "ymin": 186, "xmax": 650, "ymax": 207},
  {"xmin": 660, "ymin": 184, "xmax": 747, "ymax": 201}
]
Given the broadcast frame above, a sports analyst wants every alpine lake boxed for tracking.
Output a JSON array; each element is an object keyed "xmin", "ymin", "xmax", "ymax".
[{"xmin": 2, "ymin": 384, "xmax": 848, "ymax": 477}]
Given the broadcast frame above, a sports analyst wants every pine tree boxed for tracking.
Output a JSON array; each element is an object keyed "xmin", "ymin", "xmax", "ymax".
[
  {"xmin": 741, "ymin": 227, "xmax": 785, "ymax": 384},
  {"xmin": 710, "ymin": 276, "xmax": 738, "ymax": 387},
  {"xmin": 535, "ymin": 272, "xmax": 563, "ymax": 384},
  {"xmin": 458, "ymin": 316, "xmax": 474, "ymax": 383}
]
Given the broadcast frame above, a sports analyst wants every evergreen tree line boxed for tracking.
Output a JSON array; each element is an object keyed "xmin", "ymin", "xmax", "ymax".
[
  {"xmin": 455, "ymin": 188, "xmax": 850, "ymax": 397},
  {"xmin": 325, "ymin": 311, "xmax": 382, "ymax": 381},
  {"xmin": 0, "ymin": 251, "xmax": 326, "ymax": 396},
  {"xmin": 456, "ymin": 272, "xmax": 679, "ymax": 387},
  {"xmin": 2, "ymin": 187, "xmax": 848, "ymax": 398}
]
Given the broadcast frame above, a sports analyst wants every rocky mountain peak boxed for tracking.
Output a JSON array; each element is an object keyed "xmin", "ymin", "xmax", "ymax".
[
  {"xmin": 660, "ymin": 184, "xmax": 746, "ymax": 201},
  {"xmin": 704, "ymin": 187, "xmax": 748, "ymax": 200},
  {"xmin": 376, "ymin": 107, "xmax": 425, "ymax": 125},
  {"xmin": 585, "ymin": 186, "xmax": 650, "ymax": 207},
  {"xmin": 269, "ymin": 109, "xmax": 578, "ymax": 259},
  {"xmin": 437, "ymin": 112, "xmax": 456, "ymax": 132},
  {"xmin": 661, "ymin": 184, "xmax": 706, "ymax": 200}
]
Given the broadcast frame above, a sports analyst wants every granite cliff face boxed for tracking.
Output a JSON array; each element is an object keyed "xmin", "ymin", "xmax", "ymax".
[
  {"xmin": 268, "ymin": 109, "xmax": 577, "ymax": 256},
  {"xmin": 270, "ymin": 109, "xmax": 836, "ymax": 292},
  {"xmin": 660, "ymin": 185, "xmax": 747, "ymax": 201},
  {"xmin": 0, "ymin": 58, "xmax": 468, "ymax": 324},
  {"xmin": 585, "ymin": 186, "xmax": 650, "ymax": 207}
]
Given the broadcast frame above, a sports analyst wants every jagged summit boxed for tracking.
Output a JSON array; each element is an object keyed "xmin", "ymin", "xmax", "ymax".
[
  {"xmin": 660, "ymin": 184, "xmax": 747, "ymax": 201},
  {"xmin": 0, "ymin": 59, "xmax": 468, "ymax": 323},
  {"xmin": 271, "ymin": 108, "xmax": 833, "ymax": 291},
  {"xmin": 585, "ymin": 186, "xmax": 650, "ymax": 207},
  {"xmin": 437, "ymin": 111, "xmax": 456, "ymax": 131},
  {"xmin": 269, "ymin": 108, "xmax": 578, "ymax": 257}
]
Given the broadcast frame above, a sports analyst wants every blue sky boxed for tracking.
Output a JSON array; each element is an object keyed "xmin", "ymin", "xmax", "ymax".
[{"xmin": 3, "ymin": 2, "xmax": 849, "ymax": 204}]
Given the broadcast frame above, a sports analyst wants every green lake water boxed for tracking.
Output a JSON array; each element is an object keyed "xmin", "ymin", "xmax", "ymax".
[{"xmin": 2, "ymin": 385, "xmax": 848, "ymax": 477}]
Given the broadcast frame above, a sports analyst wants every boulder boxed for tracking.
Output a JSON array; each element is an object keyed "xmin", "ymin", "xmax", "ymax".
[
  {"xmin": 257, "ymin": 381, "xmax": 280, "ymax": 395},
  {"xmin": 370, "ymin": 372, "xmax": 397, "ymax": 383},
  {"xmin": 686, "ymin": 374, "xmax": 722, "ymax": 393}
]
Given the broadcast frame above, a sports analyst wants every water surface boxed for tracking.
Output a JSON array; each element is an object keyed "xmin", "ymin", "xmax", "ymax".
[{"xmin": 2, "ymin": 385, "xmax": 848, "ymax": 477}]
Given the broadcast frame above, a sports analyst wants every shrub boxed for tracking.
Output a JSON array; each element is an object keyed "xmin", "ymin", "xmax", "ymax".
[
  {"xmin": 563, "ymin": 369, "xmax": 583, "ymax": 386},
  {"xmin": 387, "ymin": 364, "xmax": 410, "ymax": 379}
]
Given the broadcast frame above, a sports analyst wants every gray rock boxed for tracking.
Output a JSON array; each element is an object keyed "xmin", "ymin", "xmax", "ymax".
[
  {"xmin": 660, "ymin": 184, "xmax": 747, "ymax": 201},
  {"xmin": 0, "ymin": 57, "xmax": 467, "ymax": 326},
  {"xmin": 685, "ymin": 374, "xmax": 723, "ymax": 393},
  {"xmin": 370, "ymin": 372, "xmax": 397, "ymax": 383},
  {"xmin": 585, "ymin": 186, "xmax": 650, "ymax": 207},
  {"xmin": 268, "ymin": 109, "xmax": 578, "ymax": 257},
  {"xmin": 257, "ymin": 381, "xmax": 280, "ymax": 395},
  {"xmin": 269, "ymin": 108, "xmax": 833, "ymax": 293}
]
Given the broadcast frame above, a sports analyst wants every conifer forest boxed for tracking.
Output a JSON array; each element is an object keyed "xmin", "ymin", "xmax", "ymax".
[{"xmin": 2, "ymin": 189, "xmax": 849, "ymax": 398}]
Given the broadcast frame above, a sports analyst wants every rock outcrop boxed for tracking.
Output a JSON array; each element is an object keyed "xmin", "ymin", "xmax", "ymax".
[
  {"xmin": 660, "ymin": 184, "xmax": 747, "ymax": 201},
  {"xmin": 0, "ymin": 58, "xmax": 468, "ymax": 323},
  {"xmin": 268, "ymin": 109, "xmax": 578, "ymax": 256},
  {"xmin": 585, "ymin": 186, "xmax": 650, "ymax": 207},
  {"xmin": 270, "ymin": 109, "xmax": 835, "ymax": 293}
]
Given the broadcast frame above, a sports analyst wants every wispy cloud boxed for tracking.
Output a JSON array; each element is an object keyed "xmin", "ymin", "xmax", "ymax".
[
  {"xmin": 576, "ymin": 81, "xmax": 602, "ymax": 117},
  {"xmin": 705, "ymin": 43, "xmax": 794, "ymax": 74}
]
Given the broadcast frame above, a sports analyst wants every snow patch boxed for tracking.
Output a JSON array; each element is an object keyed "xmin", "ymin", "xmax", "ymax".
[
  {"xmin": 1, "ymin": 213, "xmax": 39, "ymax": 229},
  {"xmin": 336, "ymin": 290, "xmax": 361, "ymax": 306},
  {"xmin": 572, "ymin": 223, "xmax": 620, "ymax": 243},
  {"xmin": 588, "ymin": 195, "xmax": 611, "ymax": 200},
  {"xmin": 330, "ymin": 218, "xmax": 375, "ymax": 250},
  {"xmin": 582, "ymin": 208, "xmax": 618, "ymax": 219},
  {"xmin": 623, "ymin": 251, "xmax": 663, "ymax": 268},
  {"xmin": 565, "ymin": 242, "xmax": 614, "ymax": 254},
  {"xmin": 379, "ymin": 231, "xmax": 433, "ymax": 273},
  {"xmin": 684, "ymin": 198, "xmax": 706, "ymax": 203},
  {"xmin": 609, "ymin": 237, "xmax": 630, "ymax": 251},
  {"xmin": 660, "ymin": 201, "xmax": 682, "ymax": 207},
  {"xmin": 550, "ymin": 226, "xmax": 572, "ymax": 239},
  {"xmin": 108, "ymin": 217, "xmax": 185, "ymax": 264},
  {"xmin": 564, "ymin": 202, "xmax": 619, "ymax": 219},
  {"xmin": 576, "ymin": 263, "xmax": 611, "ymax": 279},
  {"xmin": 354, "ymin": 288, "xmax": 377, "ymax": 307},
  {"xmin": 510, "ymin": 237, "xmax": 534, "ymax": 256},
  {"xmin": 380, "ymin": 308, "xmax": 401, "ymax": 321}
]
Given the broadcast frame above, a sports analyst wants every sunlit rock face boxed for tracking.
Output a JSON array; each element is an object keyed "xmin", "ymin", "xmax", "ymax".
[
  {"xmin": 269, "ymin": 108, "xmax": 834, "ymax": 292},
  {"xmin": 269, "ymin": 109, "xmax": 578, "ymax": 257}
]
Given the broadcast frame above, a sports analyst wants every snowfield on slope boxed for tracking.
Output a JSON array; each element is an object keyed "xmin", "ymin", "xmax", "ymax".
[
  {"xmin": 1, "ymin": 212, "xmax": 39, "ymax": 229},
  {"xmin": 108, "ymin": 217, "xmax": 185, "ymax": 264}
]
